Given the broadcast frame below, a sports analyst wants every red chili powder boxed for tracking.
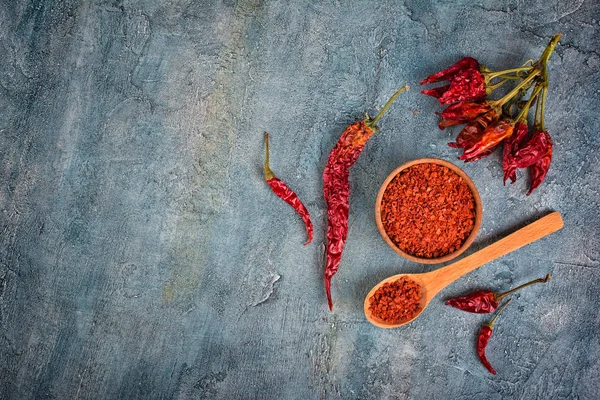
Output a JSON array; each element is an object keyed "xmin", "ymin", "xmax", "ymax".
[
  {"xmin": 369, "ymin": 276, "xmax": 422, "ymax": 322},
  {"xmin": 381, "ymin": 163, "xmax": 476, "ymax": 258}
]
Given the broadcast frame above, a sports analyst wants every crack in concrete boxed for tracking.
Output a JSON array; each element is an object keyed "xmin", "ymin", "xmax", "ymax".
[
  {"xmin": 554, "ymin": 261, "xmax": 598, "ymax": 269},
  {"xmin": 558, "ymin": 42, "xmax": 600, "ymax": 59},
  {"xmin": 556, "ymin": 0, "xmax": 585, "ymax": 22},
  {"xmin": 474, "ymin": 4, "xmax": 511, "ymax": 14},
  {"xmin": 249, "ymin": 271, "xmax": 281, "ymax": 307},
  {"xmin": 401, "ymin": 0, "xmax": 429, "ymax": 36}
]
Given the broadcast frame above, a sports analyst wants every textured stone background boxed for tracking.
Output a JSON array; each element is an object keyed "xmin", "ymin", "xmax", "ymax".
[{"xmin": 1, "ymin": 0, "xmax": 599, "ymax": 399}]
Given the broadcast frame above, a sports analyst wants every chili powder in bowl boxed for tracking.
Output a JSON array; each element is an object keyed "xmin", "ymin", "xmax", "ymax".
[{"xmin": 375, "ymin": 158, "xmax": 482, "ymax": 264}]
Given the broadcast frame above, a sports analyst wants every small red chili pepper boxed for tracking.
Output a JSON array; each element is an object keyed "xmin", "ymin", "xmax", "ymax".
[
  {"xmin": 459, "ymin": 118, "xmax": 514, "ymax": 162},
  {"xmin": 526, "ymin": 131, "xmax": 553, "ymax": 195},
  {"xmin": 511, "ymin": 130, "xmax": 552, "ymax": 168},
  {"xmin": 446, "ymin": 274, "xmax": 550, "ymax": 313},
  {"xmin": 421, "ymin": 57, "xmax": 486, "ymax": 105},
  {"xmin": 502, "ymin": 122, "xmax": 529, "ymax": 184},
  {"xmin": 477, "ymin": 299, "xmax": 512, "ymax": 375},
  {"xmin": 323, "ymin": 85, "xmax": 408, "ymax": 311},
  {"xmin": 448, "ymin": 109, "xmax": 499, "ymax": 152},
  {"xmin": 264, "ymin": 133, "xmax": 313, "ymax": 245},
  {"xmin": 436, "ymin": 101, "xmax": 493, "ymax": 129},
  {"xmin": 420, "ymin": 57, "xmax": 479, "ymax": 85}
]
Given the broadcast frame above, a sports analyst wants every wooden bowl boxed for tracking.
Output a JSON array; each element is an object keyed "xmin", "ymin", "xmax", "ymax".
[{"xmin": 375, "ymin": 158, "xmax": 482, "ymax": 264}]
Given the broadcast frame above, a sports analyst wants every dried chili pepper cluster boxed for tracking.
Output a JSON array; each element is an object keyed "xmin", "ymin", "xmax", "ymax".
[
  {"xmin": 446, "ymin": 274, "xmax": 550, "ymax": 374},
  {"xmin": 380, "ymin": 163, "xmax": 476, "ymax": 258},
  {"xmin": 421, "ymin": 34, "xmax": 561, "ymax": 195}
]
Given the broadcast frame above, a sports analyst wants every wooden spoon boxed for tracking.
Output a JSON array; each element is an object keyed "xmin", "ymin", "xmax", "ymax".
[{"xmin": 364, "ymin": 212, "xmax": 564, "ymax": 328}]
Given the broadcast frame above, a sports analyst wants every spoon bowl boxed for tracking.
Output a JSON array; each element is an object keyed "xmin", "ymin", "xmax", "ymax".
[
  {"xmin": 364, "ymin": 212, "xmax": 564, "ymax": 328},
  {"xmin": 364, "ymin": 273, "xmax": 430, "ymax": 328}
]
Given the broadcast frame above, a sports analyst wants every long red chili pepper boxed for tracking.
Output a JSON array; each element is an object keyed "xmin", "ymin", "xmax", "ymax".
[
  {"xmin": 446, "ymin": 274, "xmax": 550, "ymax": 313},
  {"xmin": 323, "ymin": 85, "xmax": 408, "ymax": 311},
  {"xmin": 264, "ymin": 133, "xmax": 313, "ymax": 245},
  {"xmin": 477, "ymin": 299, "xmax": 512, "ymax": 375}
]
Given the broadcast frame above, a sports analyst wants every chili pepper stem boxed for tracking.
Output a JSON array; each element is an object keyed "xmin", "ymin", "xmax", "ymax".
[
  {"xmin": 484, "ymin": 66, "xmax": 533, "ymax": 81},
  {"xmin": 539, "ymin": 85, "xmax": 548, "ymax": 131},
  {"xmin": 487, "ymin": 298, "xmax": 512, "ymax": 328},
  {"xmin": 490, "ymin": 74, "xmax": 523, "ymax": 81},
  {"xmin": 514, "ymin": 85, "xmax": 544, "ymax": 123},
  {"xmin": 486, "ymin": 78, "xmax": 511, "ymax": 93},
  {"xmin": 538, "ymin": 34, "xmax": 563, "ymax": 68},
  {"xmin": 490, "ymin": 69, "xmax": 541, "ymax": 108},
  {"xmin": 496, "ymin": 274, "xmax": 550, "ymax": 302},
  {"xmin": 264, "ymin": 132, "xmax": 275, "ymax": 181},
  {"xmin": 534, "ymin": 88, "xmax": 542, "ymax": 127},
  {"xmin": 534, "ymin": 34, "xmax": 561, "ymax": 131},
  {"xmin": 365, "ymin": 85, "xmax": 410, "ymax": 130}
]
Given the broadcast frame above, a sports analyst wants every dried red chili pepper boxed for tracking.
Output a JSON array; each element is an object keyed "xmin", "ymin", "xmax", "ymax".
[
  {"xmin": 502, "ymin": 122, "xmax": 529, "ymax": 184},
  {"xmin": 436, "ymin": 101, "xmax": 493, "ymax": 129},
  {"xmin": 459, "ymin": 118, "xmax": 514, "ymax": 162},
  {"xmin": 526, "ymin": 131, "xmax": 553, "ymax": 195},
  {"xmin": 264, "ymin": 133, "xmax": 313, "ymax": 245},
  {"xmin": 477, "ymin": 299, "xmax": 512, "ymax": 375},
  {"xmin": 502, "ymin": 84, "xmax": 546, "ymax": 185},
  {"xmin": 448, "ymin": 109, "xmax": 499, "ymax": 152},
  {"xmin": 323, "ymin": 85, "xmax": 408, "ymax": 311},
  {"xmin": 510, "ymin": 130, "xmax": 552, "ymax": 169},
  {"xmin": 446, "ymin": 274, "xmax": 550, "ymax": 313},
  {"xmin": 421, "ymin": 57, "xmax": 486, "ymax": 105},
  {"xmin": 421, "ymin": 57, "xmax": 480, "ymax": 85}
]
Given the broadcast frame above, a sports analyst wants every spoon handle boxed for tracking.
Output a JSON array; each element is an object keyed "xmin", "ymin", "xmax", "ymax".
[{"xmin": 425, "ymin": 212, "xmax": 563, "ymax": 296}]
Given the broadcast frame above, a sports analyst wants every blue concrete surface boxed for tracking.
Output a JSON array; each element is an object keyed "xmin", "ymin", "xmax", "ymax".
[{"xmin": 0, "ymin": 0, "xmax": 599, "ymax": 398}]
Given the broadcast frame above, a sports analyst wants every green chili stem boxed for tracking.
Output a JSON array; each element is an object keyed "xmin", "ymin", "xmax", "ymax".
[
  {"xmin": 522, "ymin": 59, "xmax": 535, "ymax": 67},
  {"xmin": 484, "ymin": 66, "xmax": 533, "ymax": 80},
  {"xmin": 534, "ymin": 34, "xmax": 561, "ymax": 131},
  {"xmin": 365, "ymin": 85, "xmax": 409, "ymax": 130},
  {"xmin": 487, "ymin": 78, "xmax": 510, "ymax": 92},
  {"xmin": 491, "ymin": 74, "xmax": 523, "ymax": 81},
  {"xmin": 538, "ymin": 34, "xmax": 562, "ymax": 68},
  {"xmin": 264, "ymin": 132, "xmax": 275, "ymax": 181},
  {"xmin": 491, "ymin": 69, "xmax": 541, "ymax": 108},
  {"xmin": 534, "ymin": 90, "xmax": 542, "ymax": 127},
  {"xmin": 496, "ymin": 274, "xmax": 551, "ymax": 302},
  {"xmin": 487, "ymin": 298, "xmax": 512, "ymax": 328},
  {"xmin": 540, "ymin": 85, "xmax": 548, "ymax": 131},
  {"xmin": 514, "ymin": 85, "xmax": 544, "ymax": 123}
]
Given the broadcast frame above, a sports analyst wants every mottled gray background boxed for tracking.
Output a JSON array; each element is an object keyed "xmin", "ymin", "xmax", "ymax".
[{"xmin": 1, "ymin": 0, "xmax": 599, "ymax": 399}]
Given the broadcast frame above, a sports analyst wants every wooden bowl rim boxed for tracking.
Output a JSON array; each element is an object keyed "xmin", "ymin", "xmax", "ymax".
[{"xmin": 375, "ymin": 157, "xmax": 482, "ymax": 264}]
